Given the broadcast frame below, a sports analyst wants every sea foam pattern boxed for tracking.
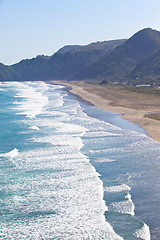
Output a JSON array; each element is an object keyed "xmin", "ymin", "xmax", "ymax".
[
  {"xmin": 0, "ymin": 81, "xmax": 160, "ymax": 239},
  {"xmin": 0, "ymin": 82, "xmax": 122, "ymax": 239}
]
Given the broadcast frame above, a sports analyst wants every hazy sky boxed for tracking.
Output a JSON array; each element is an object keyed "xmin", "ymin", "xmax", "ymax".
[{"xmin": 0, "ymin": 0, "xmax": 160, "ymax": 65}]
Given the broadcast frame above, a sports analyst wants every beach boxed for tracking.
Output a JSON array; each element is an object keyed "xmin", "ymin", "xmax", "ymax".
[{"xmin": 51, "ymin": 80, "xmax": 160, "ymax": 142}]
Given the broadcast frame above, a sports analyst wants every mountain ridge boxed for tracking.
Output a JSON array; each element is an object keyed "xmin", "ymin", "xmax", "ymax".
[
  {"xmin": 0, "ymin": 28, "xmax": 160, "ymax": 85},
  {"xmin": 72, "ymin": 28, "xmax": 160, "ymax": 83},
  {"xmin": 0, "ymin": 39, "xmax": 126, "ymax": 81}
]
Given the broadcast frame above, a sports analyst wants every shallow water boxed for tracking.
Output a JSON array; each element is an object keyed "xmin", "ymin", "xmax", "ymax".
[{"xmin": 0, "ymin": 81, "xmax": 160, "ymax": 239}]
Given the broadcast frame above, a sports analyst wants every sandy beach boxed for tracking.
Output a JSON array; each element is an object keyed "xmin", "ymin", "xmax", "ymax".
[{"xmin": 51, "ymin": 80, "xmax": 160, "ymax": 142}]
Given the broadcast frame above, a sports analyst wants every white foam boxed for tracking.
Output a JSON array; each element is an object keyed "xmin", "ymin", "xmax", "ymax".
[
  {"xmin": 13, "ymin": 195, "xmax": 24, "ymax": 205},
  {"xmin": 34, "ymin": 121, "xmax": 88, "ymax": 136},
  {"xmin": 6, "ymin": 147, "xmax": 123, "ymax": 240},
  {"xmin": 104, "ymin": 184, "xmax": 131, "ymax": 193},
  {"xmin": 32, "ymin": 135, "xmax": 84, "ymax": 151},
  {"xmin": 85, "ymin": 131, "xmax": 122, "ymax": 138},
  {"xmin": 29, "ymin": 126, "xmax": 39, "ymax": 131},
  {"xmin": 135, "ymin": 223, "xmax": 151, "ymax": 240},
  {"xmin": 109, "ymin": 193, "xmax": 135, "ymax": 216},
  {"xmin": 0, "ymin": 82, "xmax": 125, "ymax": 239},
  {"xmin": 13, "ymin": 82, "xmax": 49, "ymax": 118},
  {"xmin": 0, "ymin": 148, "xmax": 19, "ymax": 158},
  {"xmin": 42, "ymin": 110, "xmax": 70, "ymax": 121},
  {"xmin": 95, "ymin": 158, "xmax": 116, "ymax": 163},
  {"xmin": 104, "ymin": 184, "xmax": 135, "ymax": 216},
  {"xmin": 0, "ymin": 88, "xmax": 7, "ymax": 92}
]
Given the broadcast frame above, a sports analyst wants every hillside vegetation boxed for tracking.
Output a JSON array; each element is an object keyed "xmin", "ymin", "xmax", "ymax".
[
  {"xmin": 0, "ymin": 28, "xmax": 160, "ymax": 85},
  {"xmin": 73, "ymin": 28, "xmax": 160, "ymax": 83}
]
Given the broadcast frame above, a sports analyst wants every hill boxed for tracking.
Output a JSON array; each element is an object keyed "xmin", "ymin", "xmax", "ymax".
[
  {"xmin": 73, "ymin": 28, "xmax": 160, "ymax": 82},
  {"xmin": 44, "ymin": 40, "xmax": 126, "ymax": 80},
  {"xmin": 129, "ymin": 49, "xmax": 160, "ymax": 84},
  {"xmin": 57, "ymin": 40, "xmax": 126, "ymax": 54},
  {"xmin": 0, "ymin": 39, "xmax": 125, "ymax": 81},
  {"xmin": 0, "ymin": 28, "xmax": 160, "ymax": 85},
  {"xmin": 0, "ymin": 63, "xmax": 15, "ymax": 80}
]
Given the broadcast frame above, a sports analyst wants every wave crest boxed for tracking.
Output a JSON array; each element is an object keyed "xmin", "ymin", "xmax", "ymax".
[{"xmin": 0, "ymin": 148, "xmax": 19, "ymax": 158}]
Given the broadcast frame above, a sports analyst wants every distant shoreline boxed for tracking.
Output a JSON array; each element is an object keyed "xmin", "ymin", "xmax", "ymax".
[{"xmin": 50, "ymin": 80, "xmax": 160, "ymax": 142}]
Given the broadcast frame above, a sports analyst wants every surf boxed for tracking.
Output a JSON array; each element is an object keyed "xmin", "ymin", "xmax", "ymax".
[
  {"xmin": 1, "ymin": 81, "xmax": 160, "ymax": 239},
  {"xmin": 0, "ymin": 148, "xmax": 19, "ymax": 158}
]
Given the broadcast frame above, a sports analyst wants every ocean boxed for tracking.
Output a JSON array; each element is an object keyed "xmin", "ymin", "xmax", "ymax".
[{"xmin": 0, "ymin": 81, "xmax": 160, "ymax": 239}]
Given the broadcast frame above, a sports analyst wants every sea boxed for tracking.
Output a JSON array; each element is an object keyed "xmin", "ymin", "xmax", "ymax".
[{"xmin": 0, "ymin": 81, "xmax": 160, "ymax": 240}]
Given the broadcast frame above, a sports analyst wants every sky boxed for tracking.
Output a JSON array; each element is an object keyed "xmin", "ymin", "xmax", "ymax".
[{"xmin": 0, "ymin": 0, "xmax": 160, "ymax": 65}]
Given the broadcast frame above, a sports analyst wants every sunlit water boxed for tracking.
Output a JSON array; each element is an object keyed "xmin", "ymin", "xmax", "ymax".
[{"xmin": 0, "ymin": 81, "xmax": 160, "ymax": 239}]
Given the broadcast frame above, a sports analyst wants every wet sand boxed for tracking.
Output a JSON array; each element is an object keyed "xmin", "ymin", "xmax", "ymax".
[{"xmin": 51, "ymin": 80, "xmax": 160, "ymax": 142}]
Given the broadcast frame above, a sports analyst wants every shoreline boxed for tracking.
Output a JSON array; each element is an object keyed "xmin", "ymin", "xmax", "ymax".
[{"xmin": 51, "ymin": 80, "xmax": 160, "ymax": 142}]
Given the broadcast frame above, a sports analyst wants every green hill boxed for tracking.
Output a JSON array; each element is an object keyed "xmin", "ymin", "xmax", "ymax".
[
  {"xmin": 73, "ymin": 28, "xmax": 160, "ymax": 82},
  {"xmin": 0, "ymin": 39, "xmax": 125, "ymax": 81},
  {"xmin": 0, "ymin": 63, "xmax": 15, "ymax": 80},
  {"xmin": 0, "ymin": 28, "xmax": 160, "ymax": 85},
  {"xmin": 129, "ymin": 49, "xmax": 160, "ymax": 84}
]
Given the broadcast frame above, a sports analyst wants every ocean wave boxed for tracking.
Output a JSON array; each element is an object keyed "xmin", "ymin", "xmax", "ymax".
[
  {"xmin": 32, "ymin": 135, "xmax": 84, "ymax": 151},
  {"xmin": 13, "ymin": 82, "xmax": 49, "ymax": 118},
  {"xmin": 0, "ymin": 88, "xmax": 7, "ymax": 92},
  {"xmin": 1, "ymin": 81, "xmax": 155, "ymax": 239},
  {"xmin": 104, "ymin": 185, "xmax": 135, "ymax": 215},
  {"xmin": 42, "ymin": 110, "xmax": 70, "ymax": 121},
  {"xmin": 104, "ymin": 184, "xmax": 131, "ymax": 193},
  {"xmin": 109, "ymin": 193, "xmax": 135, "ymax": 216},
  {"xmin": 4, "ymin": 147, "xmax": 123, "ymax": 239},
  {"xmin": 84, "ymin": 131, "xmax": 122, "ymax": 138},
  {"xmin": 29, "ymin": 126, "xmax": 39, "ymax": 131},
  {"xmin": 134, "ymin": 223, "xmax": 151, "ymax": 240},
  {"xmin": 36, "ymin": 122, "xmax": 88, "ymax": 136},
  {"xmin": 0, "ymin": 148, "xmax": 19, "ymax": 158},
  {"xmin": 94, "ymin": 158, "xmax": 116, "ymax": 163}
]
